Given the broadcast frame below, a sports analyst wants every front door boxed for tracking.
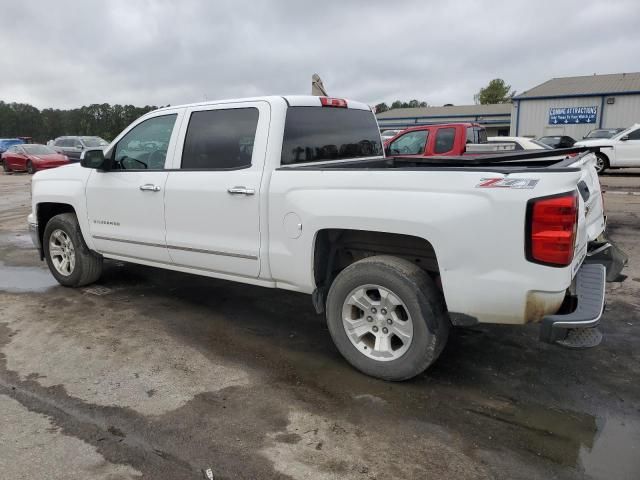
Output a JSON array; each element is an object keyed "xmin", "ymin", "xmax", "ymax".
[
  {"xmin": 615, "ymin": 127, "xmax": 640, "ymax": 166},
  {"xmin": 386, "ymin": 129, "xmax": 429, "ymax": 157},
  {"xmin": 85, "ymin": 110, "xmax": 183, "ymax": 263},
  {"xmin": 164, "ymin": 101, "xmax": 269, "ymax": 277}
]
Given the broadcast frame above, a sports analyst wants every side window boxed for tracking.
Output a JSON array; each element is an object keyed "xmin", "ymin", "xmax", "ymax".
[
  {"xmin": 74, "ymin": 139, "xmax": 83, "ymax": 148},
  {"xmin": 388, "ymin": 130, "xmax": 428, "ymax": 155},
  {"xmin": 56, "ymin": 139, "xmax": 67, "ymax": 147},
  {"xmin": 434, "ymin": 128, "xmax": 456, "ymax": 154},
  {"xmin": 114, "ymin": 114, "xmax": 177, "ymax": 170},
  {"xmin": 627, "ymin": 129, "xmax": 640, "ymax": 140},
  {"xmin": 181, "ymin": 108, "xmax": 258, "ymax": 169}
]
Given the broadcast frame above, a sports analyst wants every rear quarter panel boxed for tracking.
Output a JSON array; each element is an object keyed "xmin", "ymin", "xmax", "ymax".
[{"xmin": 268, "ymin": 167, "xmax": 585, "ymax": 325}]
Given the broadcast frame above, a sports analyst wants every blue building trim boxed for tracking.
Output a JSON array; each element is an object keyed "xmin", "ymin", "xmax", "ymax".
[
  {"xmin": 377, "ymin": 112, "xmax": 509, "ymax": 121},
  {"xmin": 515, "ymin": 100, "xmax": 520, "ymax": 136},
  {"xmin": 598, "ymin": 95, "xmax": 606, "ymax": 128},
  {"xmin": 514, "ymin": 90, "xmax": 640, "ymax": 101}
]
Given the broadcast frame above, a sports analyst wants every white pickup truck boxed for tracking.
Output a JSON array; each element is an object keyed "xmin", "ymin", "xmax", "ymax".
[{"xmin": 27, "ymin": 95, "xmax": 625, "ymax": 380}]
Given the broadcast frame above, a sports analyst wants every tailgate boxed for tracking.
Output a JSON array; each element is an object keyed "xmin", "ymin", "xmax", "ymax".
[{"xmin": 569, "ymin": 152, "xmax": 606, "ymax": 242}]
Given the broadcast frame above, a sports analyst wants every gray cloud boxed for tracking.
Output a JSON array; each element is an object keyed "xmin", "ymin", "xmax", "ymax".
[{"xmin": 3, "ymin": 0, "xmax": 639, "ymax": 109}]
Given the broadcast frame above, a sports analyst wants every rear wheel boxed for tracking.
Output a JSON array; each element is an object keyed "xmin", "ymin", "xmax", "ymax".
[
  {"xmin": 326, "ymin": 255, "xmax": 449, "ymax": 381},
  {"xmin": 595, "ymin": 153, "xmax": 609, "ymax": 174},
  {"xmin": 43, "ymin": 213, "xmax": 103, "ymax": 287},
  {"xmin": 27, "ymin": 160, "xmax": 36, "ymax": 174}
]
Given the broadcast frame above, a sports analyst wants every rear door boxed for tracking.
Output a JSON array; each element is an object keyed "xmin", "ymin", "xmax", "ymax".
[
  {"xmin": 163, "ymin": 101, "xmax": 269, "ymax": 277},
  {"xmin": 431, "ymin": 126, "xmax": 458, "ymax": 155},
  {"xmin": 615, "ymin": 127, "xmax": 640, "ymax": 166}
]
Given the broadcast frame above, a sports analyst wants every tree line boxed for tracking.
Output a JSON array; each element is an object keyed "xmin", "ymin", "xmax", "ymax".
[
  {"xmin": 374, "ymin": 78, "xmax": 515, "ymax": 113},
  {"xmin": 0, "ymin": 101, "xmax": 162, "ymax": 143}
]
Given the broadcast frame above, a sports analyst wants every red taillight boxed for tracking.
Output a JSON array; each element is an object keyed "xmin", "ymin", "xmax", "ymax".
[
  {"xmin": 526, "ymin": 191, "xmax": 578, "ymax": 267},
  {"xmin": 320, "ymin": 97, "xmax": 348, "ymax": 108}
]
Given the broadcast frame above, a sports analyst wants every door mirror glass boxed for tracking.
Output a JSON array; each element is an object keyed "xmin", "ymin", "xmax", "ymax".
[
  {"xmin": 81, "ymin": 149, "xmax": 108, "ymax": 170},
  {"xmin": 620, "ymin": 135, "xmax": 629, "ymax": 141}
]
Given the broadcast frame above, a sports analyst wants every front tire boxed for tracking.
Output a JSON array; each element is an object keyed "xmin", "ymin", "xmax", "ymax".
[
  {"xmin": 2, "ymin": 159, "xmax": 12, "ymax": 174},
  {"xmin": 326, "ymin": 255, "xmax": 449, "ymax": 381},
  {"xmin": 595, "ymin": 153, "xmax": 609, "ymax": 174},
  {"xmin": 43, "ymin": 213, "xmax": 103, "ymax": 287},
  {"xmin": 27, "ymin": 160, "xmax": 36, "ymax": 174}
]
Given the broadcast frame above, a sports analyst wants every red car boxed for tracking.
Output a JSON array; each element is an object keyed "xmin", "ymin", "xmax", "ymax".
[{"xmin": 1, "ymin": 144, "xmax": 70, "ymax": 174}]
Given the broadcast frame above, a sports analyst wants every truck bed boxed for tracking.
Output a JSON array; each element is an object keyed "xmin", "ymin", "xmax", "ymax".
[{"xmin": 280, "ymin": 147, "xmax": 599, "ymax": 173}]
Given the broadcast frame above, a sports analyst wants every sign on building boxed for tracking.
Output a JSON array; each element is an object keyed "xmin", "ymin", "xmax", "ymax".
[{"xmin": 548, "ymin": 106, "xmax": 597, "ymax": 125}]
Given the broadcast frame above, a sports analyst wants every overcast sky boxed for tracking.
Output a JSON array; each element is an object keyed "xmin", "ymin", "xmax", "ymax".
[{"xmin": 2, "ymin": 0, "xmax": 639, "ymax": 109}]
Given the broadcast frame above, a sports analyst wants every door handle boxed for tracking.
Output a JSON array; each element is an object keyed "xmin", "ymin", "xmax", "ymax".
[
  {"xmin": 227, "ymin": 186, "xmax": 255, "ymax": 195},
  {"xmin": 139, "ymin": 184, "xmax": 161, "ymax": 192}
]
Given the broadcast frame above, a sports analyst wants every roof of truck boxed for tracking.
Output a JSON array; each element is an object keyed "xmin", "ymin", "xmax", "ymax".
[{"xmin": 155, "ymin": 95, "xmax": 372, "ymax": 112}]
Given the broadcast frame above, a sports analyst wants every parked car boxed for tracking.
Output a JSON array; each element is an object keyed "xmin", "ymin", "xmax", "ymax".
[
  {"xmin": 0, "ymin": 138, "xmax": 25, "ymax": 156},
  {"xmin": 28, "ymin": 95, "xmax": 622, "ymax": 381},
  {"xmin": 384, "ymin": 123, "xmax": 489, "ymax": 156},
  {"xmin": 487, "ymin": 136, "xmax": 552, "ymax": 150},
  {"xmin": 574, "ymin": 123, "xmax": 640, "ymax": 173},
  {"xmin": 380, "ymin": 129, "xmax": 403, "ymax": 141},
  {"xmin": 2, "ymin": 144, "xmax": 70, "ymax": 174},
  {"xmin": 52, "ymin": 136, "xmax": 109, "ymax": 162},
  {"xmin": 582, "ymin": 128, "xmax": 625, "ymax": 140},
  {"xmin": 537, "ymin": 135, "xmax": 576, "ymax": 149}
]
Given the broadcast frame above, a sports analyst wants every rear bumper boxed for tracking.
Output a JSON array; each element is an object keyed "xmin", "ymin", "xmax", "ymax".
[{"xmin": 539, "ymin": 264, "xmax": 605, "ymax": 344}]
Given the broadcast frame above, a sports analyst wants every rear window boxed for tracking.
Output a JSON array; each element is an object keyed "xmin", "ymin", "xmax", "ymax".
[
  {"xmin": 434, "ymin": 128, "xmax": 456, "ymax": 154},
  {"xmin": 281, "ymin": 107, "xmax": 382, "ymax": 165}
]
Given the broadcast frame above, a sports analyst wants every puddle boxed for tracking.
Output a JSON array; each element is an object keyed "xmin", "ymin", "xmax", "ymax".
[
  {"xmin": 580, "ymin": 416, "xmax": 640, "ymax": 480},
  {"xmin": 0, "ymin": 262, "xmax": 57, "ymax": 292}
]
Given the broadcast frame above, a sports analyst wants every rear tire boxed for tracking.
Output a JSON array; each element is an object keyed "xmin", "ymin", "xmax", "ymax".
[
  {"xmin": 595, "ymin": 153, "xmax": 609, "ymax": 174},
  {"xmin": 27, "ymin": 160, "xmax": 36, "ymax": 174},
  {"xmin": 43, "ymin": 213, "xmax": 103, "ymax": 287},
  {"xmin": 326, "ymin": 255, "xmax": 449, "ymax": 381}
]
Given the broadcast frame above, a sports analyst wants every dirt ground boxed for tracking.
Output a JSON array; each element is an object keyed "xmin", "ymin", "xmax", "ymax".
[{"xmin": 0, "ymin": 169, "xmax": 638, "ymax": 480}]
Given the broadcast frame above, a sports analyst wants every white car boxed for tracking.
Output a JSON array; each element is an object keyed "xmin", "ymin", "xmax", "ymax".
[
  {"xmin": 380, "ymin": 129, "xmax": 403, "ymax": 141},
  {"xmin": 27, "ymin": 95, "xmax": 621, "ymax": 380},
  {"xmin": 488, "ymin": 136, "xmax": 553, "ymax": 150},
  {"xmin": 574, "ymin": 123, "xmax": 640, "ymax": 173}
]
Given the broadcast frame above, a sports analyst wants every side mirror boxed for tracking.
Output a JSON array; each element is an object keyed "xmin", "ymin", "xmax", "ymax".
[
  {"xmin": 80, "ymin": 149, "xmax": 109, "ymax": 170},
  {"xmin": 620, "ymin": 135, "xmax": 629, "ymax": 141}
]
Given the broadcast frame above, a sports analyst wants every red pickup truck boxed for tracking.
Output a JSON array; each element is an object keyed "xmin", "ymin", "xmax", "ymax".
[{"xmin": 384, "ymin": 123, "xmax": 488, "ymax": 157}]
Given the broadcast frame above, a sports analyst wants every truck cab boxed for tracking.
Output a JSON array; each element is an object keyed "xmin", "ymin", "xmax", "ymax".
[{"xmin": 384, "ymin": 123, "xmax": 487, "ymax": 157}]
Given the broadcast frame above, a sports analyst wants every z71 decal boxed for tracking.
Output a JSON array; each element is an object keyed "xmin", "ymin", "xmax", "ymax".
[{"xmin": 476, "ymin": 178, "xmax": 540, "ymax": 189}]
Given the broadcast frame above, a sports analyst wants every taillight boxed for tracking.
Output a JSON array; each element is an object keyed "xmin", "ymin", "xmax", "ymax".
[
  {"xmin": 320, "ymin": 97, "xmax": 348, "ymax": 108},
  {"xmin": 526, "ymin": 191, "xmax": 578, "ymax": 267}
]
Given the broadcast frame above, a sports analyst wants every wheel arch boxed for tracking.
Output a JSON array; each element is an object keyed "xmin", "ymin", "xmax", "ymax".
[
  {"xmin": 36, "ymin": 203, "xmax": 77, "ymax": 259},
  {"xmin": 311, "ymin": 228, "xmax": 442, "ymax": 313}
]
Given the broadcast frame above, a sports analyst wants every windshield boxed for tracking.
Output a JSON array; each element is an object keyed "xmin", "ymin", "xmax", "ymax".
[
  {"xmin": 81, "ymin": 137, "xmax": 109, "ymax": 147},
  {"xmin": 531, "ymin": 140, "xmax": 553, "ymax": 149},
  {"xmin": 281, "ymin": 107, "xmax": 383, "ymax": 165},
  {"xmin": 22, "ymin": 144, "xmax": 57, "ymax": 155},
  {"xmin": 585, "ymin": 129, "xmax": 617, "ymax": 139}
]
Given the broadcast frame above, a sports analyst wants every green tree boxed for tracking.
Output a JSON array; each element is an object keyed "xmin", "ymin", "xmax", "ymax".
[
  {"xmin": 474, "ymin": 79, "xmax": 515, "ymax": 104},
  {"xmin": 375, "ymin": 102, "xmax": 389, "ymax": 113},
  {"xmin": 388, "ymin": 99, "xmax": 429, "ymax": 110}
]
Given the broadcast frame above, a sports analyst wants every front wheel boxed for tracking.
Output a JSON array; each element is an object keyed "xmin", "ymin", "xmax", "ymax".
[
  {"xmin": 43, "ymin": 213, "xmax": 103, "ymax": 287},
  {"xmin": 326, "ymin": 255, "xmax": 449, "ymax": 381},
  {"xmin": 1, "ymin": 159, "xmax": 11, "ymax": 174},
  {"xmin": 27, "ymin": 160, "xmax": 36, "ymax": 174},
  {"xmin": 595, "ymin": 153, "xmax": 609, "ymax": 174}
]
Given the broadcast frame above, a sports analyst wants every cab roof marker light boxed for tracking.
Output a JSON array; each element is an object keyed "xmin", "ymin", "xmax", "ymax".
[{"xmin": 320, "ymin": 97, "xmax": 348, "ymax": 108}]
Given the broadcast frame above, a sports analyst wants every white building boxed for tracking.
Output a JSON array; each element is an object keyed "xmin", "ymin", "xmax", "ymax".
[{"xmin": 511, "ymin": 72, "xmax": 640, "ymax": 139}]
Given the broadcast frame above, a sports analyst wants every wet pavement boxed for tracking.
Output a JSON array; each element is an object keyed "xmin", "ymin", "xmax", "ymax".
[{"xmin": 0, "ymin": 172, "xmax": 639, "ymax": 479}]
